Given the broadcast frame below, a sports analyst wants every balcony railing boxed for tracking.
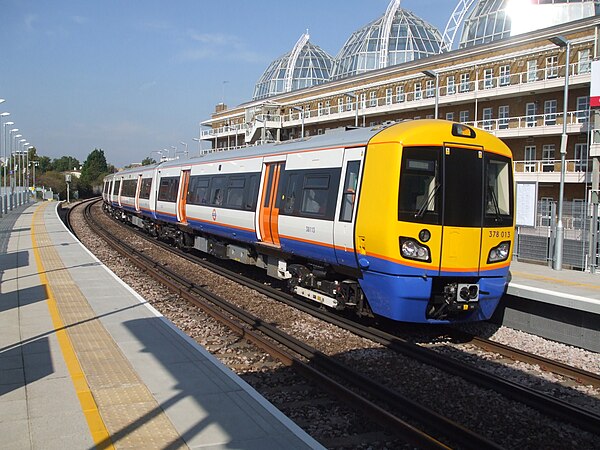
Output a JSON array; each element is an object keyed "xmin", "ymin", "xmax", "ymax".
[
  {"xmin": 513, "ymin": 159, "xmax": 590, "ymax": 174},
  {"xmin": 203, "ymin": 59, "xmax": 591, "ymax": 142}
]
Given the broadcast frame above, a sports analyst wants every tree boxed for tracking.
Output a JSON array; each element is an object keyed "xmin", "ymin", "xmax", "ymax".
[
  {"xmin": 141, "ymin": 157, "xmax": 156, "ymax": 166},
  {"xmin": 53, "ymin": 156, "xmax": 80, "ymax": 172},
  {"xmin": 37, "ymin": 156, "xmax": 52, "ymax": 173},
  {"xmin": 79, "ymin": 149, "xmax": 109, "ymax": 197}
]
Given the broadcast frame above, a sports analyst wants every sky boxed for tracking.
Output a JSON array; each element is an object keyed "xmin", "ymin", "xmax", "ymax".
[{"xmin": 0, "ymin": 0, "xmax": 457, "ymax": 168}]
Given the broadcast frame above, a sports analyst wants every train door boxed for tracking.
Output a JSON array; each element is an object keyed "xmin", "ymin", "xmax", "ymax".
[
  {"xmin": 440, "ymin": 144, "xmax": 484, "ymax": 274},
  {"xmin": 177, "ymin": 169, "xmax": 191, "ymax": 223},
  {"xmin": 134, "ymin": 174, "xmax": 142, "ymax": 212},
  {"xmin": 333, "ymin": 147, "xmax": 364, "ymax": 267},
  {"xmin": 258, "ymin": 161, "xmax": 284, "ymax": 246}
]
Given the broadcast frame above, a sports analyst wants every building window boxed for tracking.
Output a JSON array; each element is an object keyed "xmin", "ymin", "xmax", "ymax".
[
  {"xmin": 396, "ymin": 85, "xmax": 405, "ymax": 103},
  {"xmin": 482, "ymin": 107, "xmax": 493, "ymax": 130},
  {"xmin": 425, "ymin": 79, "xmax": 435, "ymax": 98},
  {"xmin": 576, "ymin": 96, "xmax": 589, "ymax": 122},
  {"xmin": 575, "ymin": 143, "xmax": 588, "ymax": 172},
  {"xmin": 542, "ymin": 144, "xmax": 555, "ymax": 172},
  {"xmin": 459, "ymin": 73, "xmax": 470, "ymax": 92},
  {"xmin": 524, "ymin": 146, "xmax": 536, "ymax": 173},
  {"xmin": 318, "ymin": 102, "xmax": 323, "ymax": 116},
  {"xmin": 360, "ymin": 93, "xmax": 366, "ymax": 110},
  {"xmin": 527, "ymin": 60, "xmax": 538, "ymax": 82},
  {"xmin": 447, "ymin": 75, "xmax": 455, "ymax": 95},
  {"xmin": 459, "ymin": 110, "xmax": 469, "ymax": 122},
  {"xmin": 483, "ymin": 68, "xmax": 494, "ymax": 89},
  {"xmin": 446, "ymin": 112, "xmax": 454, "ymax": 121},
  {"xmin": 544, "ymin": 100, "xmax": 557, "ymax": 126},
  {"xmin": 526, "ymin": 102, "xmax": 537, "ymax": 127},
  {"xmin": 325, "ymin": 100, "xmax": 330, "ymax": 114},
  {"xmin": 545, "ymin": 55, "xmax": 559, "ymax": 79},
  {"xmin": 346, "ymin": 96, "xmax": 353, "ymax": 111},
  {"xmin": 499, "ymin": 105, "xmax": 509, "ymax": 129},
  {"xmin": 369, "ymin": 91, "xmax": 377, "ymax": 107},
  {"xmin": 499, "ymin": 65, "xmax": 510, "ymax": 86},
  {"xmin": 578, "ymin": 49, "xmax": 591, "ymax": 74},
  {"xmin": 385, "ymin": 88, "xmax": 393, "ymax": 105},
  {"xmin": 414, "ymin": 82, "xmax": 422, "ymax": 100},
  {"xmin": 338, "ymin": 98, "xmax": 343, "ymax": 114}
]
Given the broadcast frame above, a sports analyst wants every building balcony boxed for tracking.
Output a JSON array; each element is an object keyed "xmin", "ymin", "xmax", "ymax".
[{"xmin": 513, "ymin": 159, "xmax": 591, "ymax": 184}]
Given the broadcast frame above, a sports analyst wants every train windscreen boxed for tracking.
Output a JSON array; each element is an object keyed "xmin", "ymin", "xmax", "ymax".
[{"xmin": 399, "ymin": 146, "xmax": 512, "ymax": 228}]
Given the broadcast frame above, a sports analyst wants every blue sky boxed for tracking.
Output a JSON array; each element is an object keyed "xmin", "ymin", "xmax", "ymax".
[{"xmin": 0, "ymin": 0, "xmax": 457, "ymax": 167}]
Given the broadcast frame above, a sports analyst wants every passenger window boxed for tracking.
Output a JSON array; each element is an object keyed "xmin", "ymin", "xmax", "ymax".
[
  {"xmin": 226, "ymin": 177, "xmax": 245, "ymax": 208},
  {"xmin": 301, "ymin": 175, "xmax": 329, "ymax": 216},
  {"xmin": 339, "ymin": 161, "xmax": 360, "ymax": 222},
  {"xmin": 209, "ymin": 177, "xmax": 227, "ymax": 206}
]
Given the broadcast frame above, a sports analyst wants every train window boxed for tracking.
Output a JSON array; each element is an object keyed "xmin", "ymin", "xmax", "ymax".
[
  {"xmin": 398, "ymin": 147, "xmax": 442, "ymax": 225},
  {"xmin": 245, "ymin": 174, "xmax": 260, "ymax": 210},
  {"xmin": 139, "ymin": 178, "xmax": 152, "ymax": 200},
  {"xmin": 484, "ymin": 154, "xmax": 513, "ymax": 227},
  {"xmin": 121, "ymin": 180, "xmax": 137, "ymax": 197},
  {"xmin": 302, "ymin": 175, "xmax": 329, "ymax": 216},
  {"xmin": 444, "ymin": 146, "xmax": 483, "ymax": 227},
  {"xmin": 187, "ymin": 176, "xmax": 210, "ymax": 205},
  {"xmin": 280, "ymin": 173, "xmax": 300, "ymax": 214},
  {"xmin": 113, "ymin": 180, "xmax": 121, "ymax": 196},
  {"xmin": 226, "ymin": 177, "xmax": 245, "ymax": 208},
  {"xmin": 339, "ymin": 161, "xmax": 360, "ymax": 222},
  {"xmin": 209, "ymin": 176, "xmax": 227, "ymax": 206},
  {"xmin": 157, "ymin": 177, "xmax": 179, "ymax": 202}
]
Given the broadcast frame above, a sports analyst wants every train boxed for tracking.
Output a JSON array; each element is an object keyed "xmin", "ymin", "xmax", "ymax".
[{"xmin": 102, "ymin": 119, "xmax": 515, "ymax": 323}]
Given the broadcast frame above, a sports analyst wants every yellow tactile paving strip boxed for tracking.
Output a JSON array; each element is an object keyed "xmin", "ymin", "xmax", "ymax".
[{"xmin": 32, "ymin": 203, "xmax": 187, "ymax": 449}]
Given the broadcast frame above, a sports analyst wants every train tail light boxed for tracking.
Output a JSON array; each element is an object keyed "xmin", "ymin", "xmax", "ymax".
[{"xmin": 487, "ymin": 241, "xmax": 511, "ymax": 263}]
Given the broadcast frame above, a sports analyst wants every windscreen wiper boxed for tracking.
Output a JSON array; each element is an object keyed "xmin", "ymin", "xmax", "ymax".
[{"xmin": 415, "ymin": 183, "xmax": 440, "ymax": 218}]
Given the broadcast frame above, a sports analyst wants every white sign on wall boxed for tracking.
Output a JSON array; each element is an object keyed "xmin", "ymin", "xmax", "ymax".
[{"xmin": 516, "ymin": 181, "xmax": 537, "ymax": 227}]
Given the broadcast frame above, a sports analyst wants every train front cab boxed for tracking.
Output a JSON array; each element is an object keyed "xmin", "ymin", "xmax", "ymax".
[{"xmin": 355, "ymin": 121, "xmax": 514, "ymax": 323}]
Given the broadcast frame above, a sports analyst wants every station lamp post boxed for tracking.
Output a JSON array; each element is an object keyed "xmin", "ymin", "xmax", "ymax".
[
  {"xmin": 292, "ymin": 106, "xmax": 304, "ymax": 139},
  {"xmin": 0, "ymin": 112, "xmax": 10, "ymax": 214},
  {"xmin": 11, "ymin": 131, "xmax": 21, "ymax": 208},
  {"xmin": 422, "ymin": 70, "xmax": 439, "ymax": 119},
  {"xmin": 3, "ymin": 122, "xmax": 15, "ymax": 211},
  {"xmin": 18, "ymin": 139, "xmax": 26, "ymax": 205},
  {"xmin": 179, "ymin": 141, "xmax": 188, "ymax": 158},
  {"xmin": 192, "ymin": 137, "xmax": 203, "ymax": 156},
  {"xmin": 344, "ymin": 92, "xmax": 359, "ymax": 127},
  {"xmin": 549, "ymin": 35, "xmax": 571, "ymax": 271}
]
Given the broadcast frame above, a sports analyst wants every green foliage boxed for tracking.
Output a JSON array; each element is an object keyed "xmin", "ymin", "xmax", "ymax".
[
  {"xmin": 79, "ymin": 149, "xmax": 110, "ymax": 197},
  {"xmin": 37, "ymin": 171, "xmax": 78, "ymax": 200},
  {"xmin": 53, "ymin": 156, "xmax": 80, "ymax": 173},
  {"xmin": 141, "ymin": 157, "xmax": 156, "ymax": 166}
]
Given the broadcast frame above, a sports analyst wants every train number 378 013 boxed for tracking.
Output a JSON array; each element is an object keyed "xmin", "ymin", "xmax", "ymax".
[{"xmin": 489, "ymin": 230, "xmax": 511, "ymax": 238}]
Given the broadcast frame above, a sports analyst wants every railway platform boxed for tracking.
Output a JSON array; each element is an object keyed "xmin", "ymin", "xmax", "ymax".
[
  {"xmin": 0, "ymin": 201, "xmax": 322, "ymax": 449},
  {"xmin": 498, "ymin": 260, "xmax": 600, "ymax": 352}
]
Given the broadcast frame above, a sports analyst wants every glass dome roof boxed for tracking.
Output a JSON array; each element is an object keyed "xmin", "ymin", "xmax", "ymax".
[
  {"xmin": 331, "ymin": 0, "xmax": 444, "ymax": 80},
  {"xmin": 459, "ymin": 0, "xmax": 600, "ymax": 48},
  {"xmin": 252, "ymin": 33, "xmax": 334, "ymax": 101}
]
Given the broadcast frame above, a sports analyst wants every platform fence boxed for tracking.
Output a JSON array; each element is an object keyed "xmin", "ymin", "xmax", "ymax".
[{"xmin": 515, "ymin": 200, "xmax": 600, "ymax": 272}]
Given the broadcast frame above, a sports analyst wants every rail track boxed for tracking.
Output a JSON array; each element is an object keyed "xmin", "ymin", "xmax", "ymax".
[
  {"xmin": 67, "ymin": 198, "xmax": 600, "ymax": 448},
  {"xmin": 74, "ymin": 199, "xmax": 505, "ymax": 450}
]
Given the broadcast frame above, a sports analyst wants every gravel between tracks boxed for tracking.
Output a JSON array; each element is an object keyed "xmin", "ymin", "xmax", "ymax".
[{"xmin": 70, "ymin": 201, "xmax": 600, "ymax": 449}]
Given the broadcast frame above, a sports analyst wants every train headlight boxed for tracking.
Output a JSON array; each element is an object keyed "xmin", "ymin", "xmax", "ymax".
[
  {"xmin": 400, "ymin": 237, "xmax": 431, "ymax": 263},
  {"xmin": 487, "ymin": 241, "xmax": 511, "ymax": 263}
]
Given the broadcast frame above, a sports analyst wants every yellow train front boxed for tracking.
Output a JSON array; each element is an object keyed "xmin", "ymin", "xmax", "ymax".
[{"xmin": 356, "ymin": 120, "xmax": 514, "ymax": 323}]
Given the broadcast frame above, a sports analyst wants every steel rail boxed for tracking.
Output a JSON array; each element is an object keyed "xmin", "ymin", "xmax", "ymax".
[
  {"xmin": 98, "ymin": 205, "xmax": 600, "ymax": 437},
  {"xmin": 77, "ymin": 199, "xmax": 503, "ymax": 450}
]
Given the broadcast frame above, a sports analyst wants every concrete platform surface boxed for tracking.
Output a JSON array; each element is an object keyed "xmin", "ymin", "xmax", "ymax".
[{"xmin": 0, "ymin": 201, "xmax": 323, "ymax": 450}]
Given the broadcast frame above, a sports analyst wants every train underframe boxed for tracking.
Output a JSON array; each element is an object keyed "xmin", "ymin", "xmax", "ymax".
[
  {"xmin": 105, "ymin": 203, "xmax": 374, "ymax": 318},
  {"xmin": 105, "ymin": 204, "xmax": 492, "ymax": 323}
]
